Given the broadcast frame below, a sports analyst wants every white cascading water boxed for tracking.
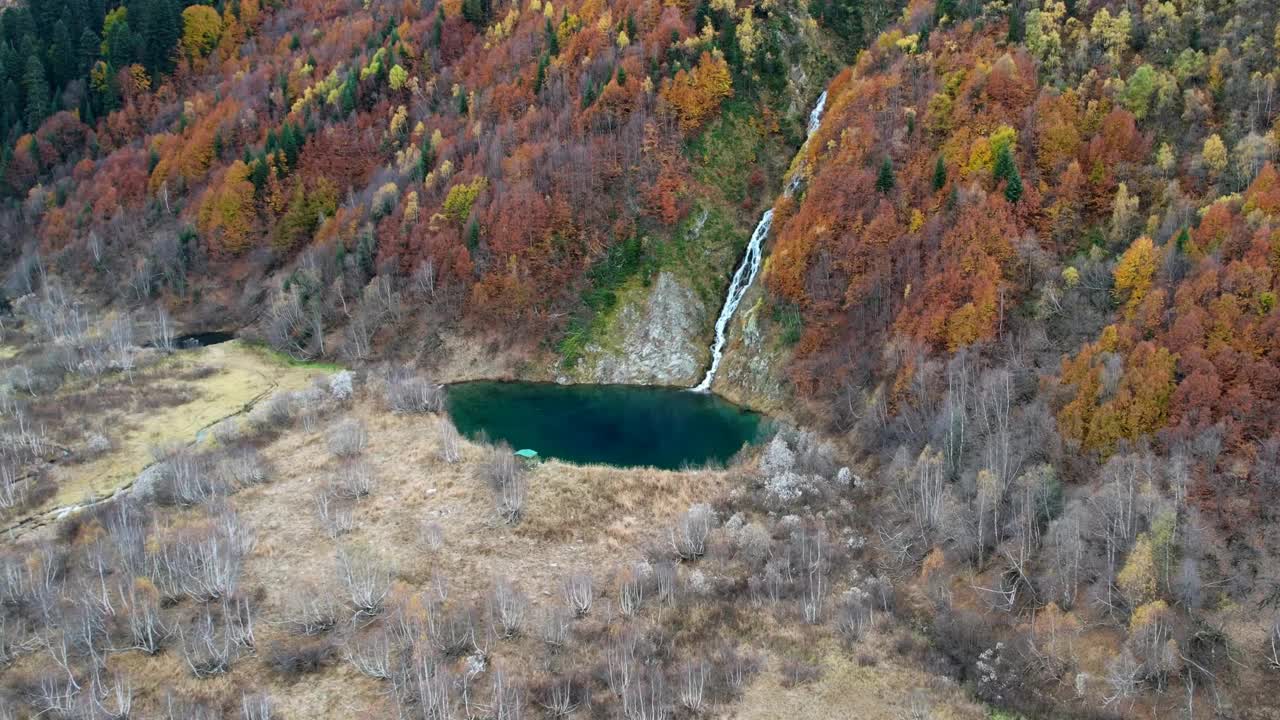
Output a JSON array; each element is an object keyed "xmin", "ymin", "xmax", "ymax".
[{"xmin": 693, "ymin": 91, "xmax": 829, "ymax": 392}]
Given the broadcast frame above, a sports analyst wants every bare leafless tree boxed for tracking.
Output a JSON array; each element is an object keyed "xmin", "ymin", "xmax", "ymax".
[
  {"xmin": 337, "ymin": 545, "xmax": 393, "ymax": 620},
  {"xmin": 327, "ymin": 418, "xmax": 369, "ymax": 458},
  {"xmin": 420, "ymin": 521, "xmax": 445, "ymax": 552},
  {"xmin": 679, "ymin": 660, "xmax": 708, "ymax": 713},
  {"xmin": 439, "ymin": 417, "xmax": 461, "ymax": 463},
  {"xmin": 118, "ymin": 577, "xmax": 170, "ymax": 654},
  {"xmin": 484, "ymin": 446, "xmax": 526, "ymax": 524},
  {"xmin": 345, "ymin": 627, "xmax": 394, "ymax": 680},
  {"xmin": 218, "ymin": 447, "xmax": 268, "ymax": 489},
  {"xmin": 670, "ymin": 504, "xmax": 714, "ymax": 560},
  {"xmin": 1266, "ymin": 617, "xmax": 1280, "ymax": 670},
  {"xmin": 540, "ymin": 675, "xmax": 579, "ymax": 718},
  {"xmin": 240, "ymin": 693, "xmax": 275, "ymax": 720},
  {"xmin": 149, "ymin": 508, "xmax": 251, "ymax": 602},
  {"xmin": 623, "ymin": 668, "xmax": 669, "ymax": 720},
  {"xmin": 410, "ymin": 656, "xmax": 454, "ymax": 720},
  {"xmin": 617, "ymin": 564, "xmax": 648, "ymax": 617},
  {"xmin": 491, "ymin": 668, "xmax": 524, "ymax": 720},
  {"xmin": 489, "ymin": 578, "xmax": 528, "ymax": 639},
  {"xmin": 539, "ymin": 608, "xmax": 571, "ymax": 649},
  {"xmin": 313, "ymin": 488, "xmax": 354, "ymax": 538},
  {"xmin": 152, "ymin": 307, "xmax": 176, "ymax": 353},
  {"xmin": 179, "ymin": 600, "xmax": 251, "ymax": 677},
  {"xmin": 153, "ymin": 445, "xmax": 220, "ymax": 506},
  {"xmin": 795, "ymin": 527, "xmax": 828, "ymax": 624},
  {"xmin": 93, "ymin": 672, "xmax": 133, "ymax": 720},
  {"xmin": 385, "ymin": 370, "xmax": 444, "ymax": 414},
  {"xmin": 562, "ymin": 570, "xmax": 593, "ymax": 617},
  {"xmin": 284, "ymin": 584, "xmax": 338, "ymax": 636}
]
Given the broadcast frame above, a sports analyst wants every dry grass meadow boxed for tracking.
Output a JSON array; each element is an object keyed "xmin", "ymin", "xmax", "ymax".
[{"xmin": 1, "ymin": 340, "xmax": 990, "ymax": 719}]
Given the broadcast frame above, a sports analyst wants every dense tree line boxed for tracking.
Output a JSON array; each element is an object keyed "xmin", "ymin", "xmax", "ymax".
[{"xmin": 0, "ymin": 0, "xmax": 185, "ymax": 147}]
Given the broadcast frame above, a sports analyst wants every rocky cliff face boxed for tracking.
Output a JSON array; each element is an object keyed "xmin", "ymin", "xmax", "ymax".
[
  {"xmin": 574, "ymin": 272, "xmax": 710, "ymax": 387},
  {"xmin": 708, "ymin": 284, "xmax": 791, "ymax": 411}
]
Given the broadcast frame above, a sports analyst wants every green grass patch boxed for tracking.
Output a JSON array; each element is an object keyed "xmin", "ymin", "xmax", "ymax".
[
  {"xmin": 771, "ymin": 300, "xmax": 804, "ymax": 345},
  {"xmin": 558, "ymin": 235, "xmax": 656, "ymax": 368},
  {"xmin": 688, "ymin": 101, "xmax": 766, "ymax": 205}
]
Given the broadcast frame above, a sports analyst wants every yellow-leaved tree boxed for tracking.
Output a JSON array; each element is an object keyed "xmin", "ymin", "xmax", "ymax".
[
  {"xmin": 181, "ymin": 5, "xmax": 223, "ymax": 61},
  {"xmin": 1113, "ymin": 235, "xmax": 1157, "ymax": 316},
  {"xmin": 662, "ymin": 51, "xmax": 733, "ymax": 132}
]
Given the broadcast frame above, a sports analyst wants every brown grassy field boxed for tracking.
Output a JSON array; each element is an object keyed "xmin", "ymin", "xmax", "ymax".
[{"xmin": 1, "ymin": 348, "xmax": 990, "ymax": 718}]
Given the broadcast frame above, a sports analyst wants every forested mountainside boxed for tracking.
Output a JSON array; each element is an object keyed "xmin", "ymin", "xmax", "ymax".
[
  {"xmin": 0, "ymin": 0, "xmax": 848, "ymax": 379},
  {"xmin": 4, "ymin": 0, "xmax": 1280, "ymax": 714}
]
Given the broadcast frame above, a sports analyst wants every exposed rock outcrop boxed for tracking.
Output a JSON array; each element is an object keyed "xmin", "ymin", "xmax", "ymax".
[{"xmin": 577, "ymin": 272, "xmax": 709, "ymax": 387}]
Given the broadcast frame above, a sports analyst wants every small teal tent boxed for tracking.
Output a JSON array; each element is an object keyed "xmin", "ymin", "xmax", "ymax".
[{"xmin": 514, "ymin": 448, "xmax": 539, "ymax": 460}]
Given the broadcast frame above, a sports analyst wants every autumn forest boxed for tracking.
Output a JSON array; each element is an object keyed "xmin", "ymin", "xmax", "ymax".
[{"xmin": 3, "ymin": 0, "xmax": 1280, "ymax": 715}]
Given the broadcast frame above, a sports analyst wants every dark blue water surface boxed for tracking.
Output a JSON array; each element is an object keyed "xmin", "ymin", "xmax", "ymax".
[{"xmin": 446, "ymin": 381, "xmax": 764, "ymax": 469}]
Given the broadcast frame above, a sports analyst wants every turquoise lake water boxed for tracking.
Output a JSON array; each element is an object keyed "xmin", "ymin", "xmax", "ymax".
[{"xmin": 446, "ymin": 381, "xmax": 764, "ymax": 470}]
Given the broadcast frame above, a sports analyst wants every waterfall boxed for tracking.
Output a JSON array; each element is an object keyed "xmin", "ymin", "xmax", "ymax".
[
  {"xmin": 692, "ymin": 91, "xmax": 829, "ymax": 392},
  {"xmin": 807, "ymin": 90, "xmax": 828, "ymax": 136}
]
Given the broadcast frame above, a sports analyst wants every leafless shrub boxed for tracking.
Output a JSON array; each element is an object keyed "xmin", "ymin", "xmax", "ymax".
[
  {"xmin": 836, "ymin": 590, "xmax": 874, "ymax": 646},
  {"xmin": 491, "ymin": 668, "xmax": 525, "ymax": 720},
  {"xmin": 212, "ymin": 417, "xmax": 241, "ymax": 446},
  {"xmin": 436, "ymin": 418, "xmax": 462, "ymax": 465},
  {"xmin": 409, "ymin": 657, "xmax": 455, "ymax": 720},
  {"xmin": 679, "ymin": 660, "xmax": 709, "ymax": 713},
  {"xmin": 484, "ymin": 445, "xmax": 526, "ymax": 524},
  {"xmin": 313, "ymin": 488, "xmax": 354, "ymax": 538},
  {"xmin": 117, "ymin": 577, "xmax": 171, "ymax": 654},
  {"xmin": 1268, "ymin": 617, "xmax": 1280, "ymax": 670},
  {"xmin": 430, "ymin": 604, "xmax": 479, "ymax": 658},
  {"xmin": 284, "ymin": 584, "xmax": 339, "ymax": 635},
  {"xmin": 259, "ymin": 391, "xmax": 294, "ymax": 430},
  {"xmin": 268, "ymin": 636, "xmax": 336, "ymax": 675},
  {"xmin": 335, "ymin": 460, "xmax": 375, "ymax": 499},
  {"xmin": 538, "ymin": 675, "xmax": 581, "ymax": 718},
  {"xmin": 84, "ymin": 431, "xmax": 112, "ymax": 458},
  {"xmin": 539, "ymin": 608, "xmax": 571, "ymax": 649},
  {"xmin": 295, "ymin": 387, "xmax": 328, "ymax": 432},
  {"xmin": 714, "ymin": 643, "xmax": 761, "ymax": 697},
  {"xmin": 490, "ymin": 579, "xmax": 528, "ymax": 639},
  {"xmin": 218, "ymin": 447, "xmax": 268, "ymax": 488},
  {"xmin": 420, "ymin": 521, "xmax": 445, "ymax": 552},
  {"xmin": 93, "ymin": 673, "xmax": 133, "ymax": 720},
  {"xmin": 779, "ymin": 657, "xmax": 823, "ymax": 687},
  {"xmin": 622, "ymin": 668, "xmax": 670, "ymax": 720},
  {"xmin": 149, "ymin": 508, "xmax": 252, "ymax": 602},
  {"xmin": 327, "ymin": 418, "xmax": 368, "ymax": 458},
  {"xmin": 617, "ymin": 564, "xmax": 649, "ymax": 617},
  {"xmin": 605, "ymin": 630, "xmax": 639, "ymax": 698},
  {"xmin": 670, "ymin": 504, "xmax": 714, "ymax": 560},
  {"xmin": 654, "ymin": 561, "xmax": 677, "ymax": 605},
  {"xmin": 0, "ymin": 462, "xmax": 28, "ymax": 512},
  {"xmin": 345, "ymin": 627, "xmax": 394, "ymax": 680},
  {"xmin": 178, "ymin": 597, "xmax": 254, "ymax": 677},
  {"xmin": 562, "ymin": 570, "xmax": 593, "ymax": 617},
  {"xmin": 902, "ymin": 690, "xmax": 933, "ymax": 720},
  {"xmin": 241, "ymin": 693, "xmax": 276, "ymax": 720},
  {"xmin": 385, "ymin": 370, "xmax": 443, "ymax": 413},
  {"xmin": 163, "ymin": 692, "xmax": 220, "ymax": 720},
  {"xmin": 337, "ymin": 545, "xmax": 393, "ymax": 620},
  {"xmin": 152, "ymin": 445, "xmax": 221, "ymax": 506}
]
